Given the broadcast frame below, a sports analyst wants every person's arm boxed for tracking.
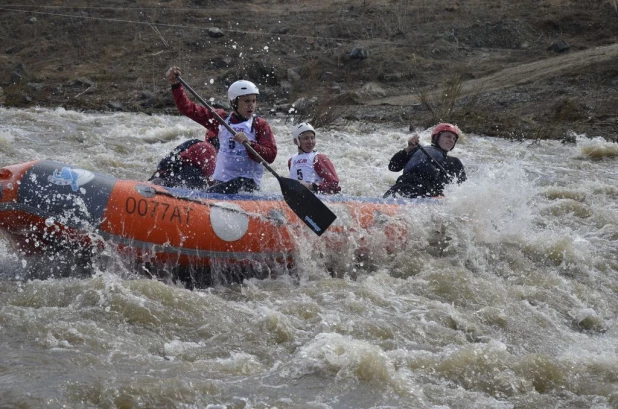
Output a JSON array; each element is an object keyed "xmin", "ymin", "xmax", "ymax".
[
  {"xmin": 171, "ymin": 85, "xmax": 222, "ymax": 135},
  {"xmin": 246, "ymin": 117, "xmax": 277, "ymax": 164},
  {"xmin": 388, "ymin": 149, "xmax": 413, "ymax": 172},
  {"xmin": 313, "ymin": 154, "xmax": 341, "ymax": 194},
  {"xmin": 388, "ymin": 135, "xmax": 420, "ymax": 172}
]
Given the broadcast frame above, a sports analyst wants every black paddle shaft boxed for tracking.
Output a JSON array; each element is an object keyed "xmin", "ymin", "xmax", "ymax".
[
  {"xmin": 174, "ymin": 75, "xmax": 337, "ymax": 236},
  {"xmin": 417, "ymin": 144, "xmax": 448, "ymax": 175}
]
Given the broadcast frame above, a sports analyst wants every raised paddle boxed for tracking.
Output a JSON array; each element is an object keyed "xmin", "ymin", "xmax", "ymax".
[{"xmin": 174, "ymin": 75, "xmax": 337, "ymax": 236}]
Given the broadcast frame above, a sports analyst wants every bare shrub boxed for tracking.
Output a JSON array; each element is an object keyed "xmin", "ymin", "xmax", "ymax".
[
  {"xmin": 376, "ymin": 0, "xmax": 412, "ymax": 38},
  {"xmin": 2, "ymin": 82, "xmax": 29, "ymax": 107},
  {"xmin": 291, "ymin": 93, "xmax": 356, "ymax": 128},
  {"xmin": 413, "ymin": 74, "xmax": 484, "ymax": 127},
  {"xmin": 528, "ymin": 120, "xmax": 561, "ymax": 141},
  {"xmin": 286, "ymin": 55, "xmax": 354, "ymax": 128},
  {"xmin": 298, "ymin": 58, "xmax": 324, "ymax": 84},
  {"xmin": 527, "ymin": 97, "xmax": 589, "ymax": 141},
  {"xmin": 416, "ymin": 74, "xmax": 463, "ymax": 121}
]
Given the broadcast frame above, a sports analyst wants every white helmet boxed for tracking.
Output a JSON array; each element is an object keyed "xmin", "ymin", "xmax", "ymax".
[
  {"xmin": 292, "ymin": 122, "xmax": 316, "ymax": 144},
  {"xmin": 228, "ymin": 80, "xmax": 259, "ymax": 102}
]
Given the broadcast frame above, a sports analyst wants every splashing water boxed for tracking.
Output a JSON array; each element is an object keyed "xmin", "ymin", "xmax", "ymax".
[{"xmin": 0, "ymin": 107, "xmax": 617, "ymax": 408}]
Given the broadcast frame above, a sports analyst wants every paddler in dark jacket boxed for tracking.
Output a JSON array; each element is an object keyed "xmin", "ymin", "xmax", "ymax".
[{"xmin": 383, "ymin": 123, "xmax": 466, "ymax": 198}]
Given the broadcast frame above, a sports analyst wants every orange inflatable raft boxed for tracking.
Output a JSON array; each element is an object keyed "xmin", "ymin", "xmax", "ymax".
[{"xmin": 0, "ymin": 160, "xmax": 438, "ymax": 286}]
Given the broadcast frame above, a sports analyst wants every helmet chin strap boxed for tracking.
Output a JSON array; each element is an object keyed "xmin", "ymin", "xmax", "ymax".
[
  {"xmin": 230, "ymin": 97, "xmax": 249, "ymax": 121},
  {"xmin": 231, "ymin": 98, "xmax": 250, "ymax": 121}
]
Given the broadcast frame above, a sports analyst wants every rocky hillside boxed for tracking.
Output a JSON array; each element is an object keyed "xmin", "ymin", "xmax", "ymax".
[{"xmin": 1, "ymin": 0, "xmax": 617, "ymax": 141}]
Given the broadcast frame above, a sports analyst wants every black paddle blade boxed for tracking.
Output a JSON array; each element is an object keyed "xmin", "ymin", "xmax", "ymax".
[{"xmin": 278, "ymin": 177, "xmax": 337, "ymax": 236}]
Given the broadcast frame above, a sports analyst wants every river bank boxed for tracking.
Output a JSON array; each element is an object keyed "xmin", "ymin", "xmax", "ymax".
[{"xmin": 1, "ymin": 1, "xmax": 617, "ymax": 141}]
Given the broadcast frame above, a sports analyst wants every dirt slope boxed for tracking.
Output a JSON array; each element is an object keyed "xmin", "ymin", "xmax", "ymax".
[
  {"xmin": 0, "ymin": 0, "xmax": 617, "ymax": 140},
  {"xmin": 367, "ymin": 43, "xmax": 618, "ymax": 106}
]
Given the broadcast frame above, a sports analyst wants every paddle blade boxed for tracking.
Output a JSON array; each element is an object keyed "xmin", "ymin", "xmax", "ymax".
[{"xmin": 278, "ymin": 177, "xmax": 337, "ymax": 236}]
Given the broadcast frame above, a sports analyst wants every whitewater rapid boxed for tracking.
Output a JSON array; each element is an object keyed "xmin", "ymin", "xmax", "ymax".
[{"xmin": 0, "ymin": 106, "xmax": 617, "ymax": 408}]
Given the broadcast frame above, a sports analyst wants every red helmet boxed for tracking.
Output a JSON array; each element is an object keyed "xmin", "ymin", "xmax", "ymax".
[{"xmin": 431, "ymin": 123, "xmax": 461, "ymax": 146}]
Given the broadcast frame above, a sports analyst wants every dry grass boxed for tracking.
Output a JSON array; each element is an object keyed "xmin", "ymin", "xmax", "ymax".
[
  {"xmin": 292, "ymin": 93, "xmax": 356, "ymax": 128},
  {"xmin": 416, "ymin": 74, "xmax": 464, "ymax": 123},
  {"xmin": 528, "ymin": 97, "xmax": 591, "ymax": 141},
  {"xmin": 413, "ymin": 74, "xmax": 486, "ymax": 129},
  {"xmin": 284, "ymin": 55, "xmax": 355, "ymax": 128}
]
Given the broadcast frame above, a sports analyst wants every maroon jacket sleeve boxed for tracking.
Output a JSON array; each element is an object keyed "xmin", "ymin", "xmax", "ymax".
[
  {"xmin": 247, "ymin": 117, "xmax": 277, "ymax": 164},
  {"xmin": 171, "ymin": 84, "xmax": 223, "ymax": 135},
  {"xmin": 313, "ymin": 153, "xmax": 341, "ymax": 194}
]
